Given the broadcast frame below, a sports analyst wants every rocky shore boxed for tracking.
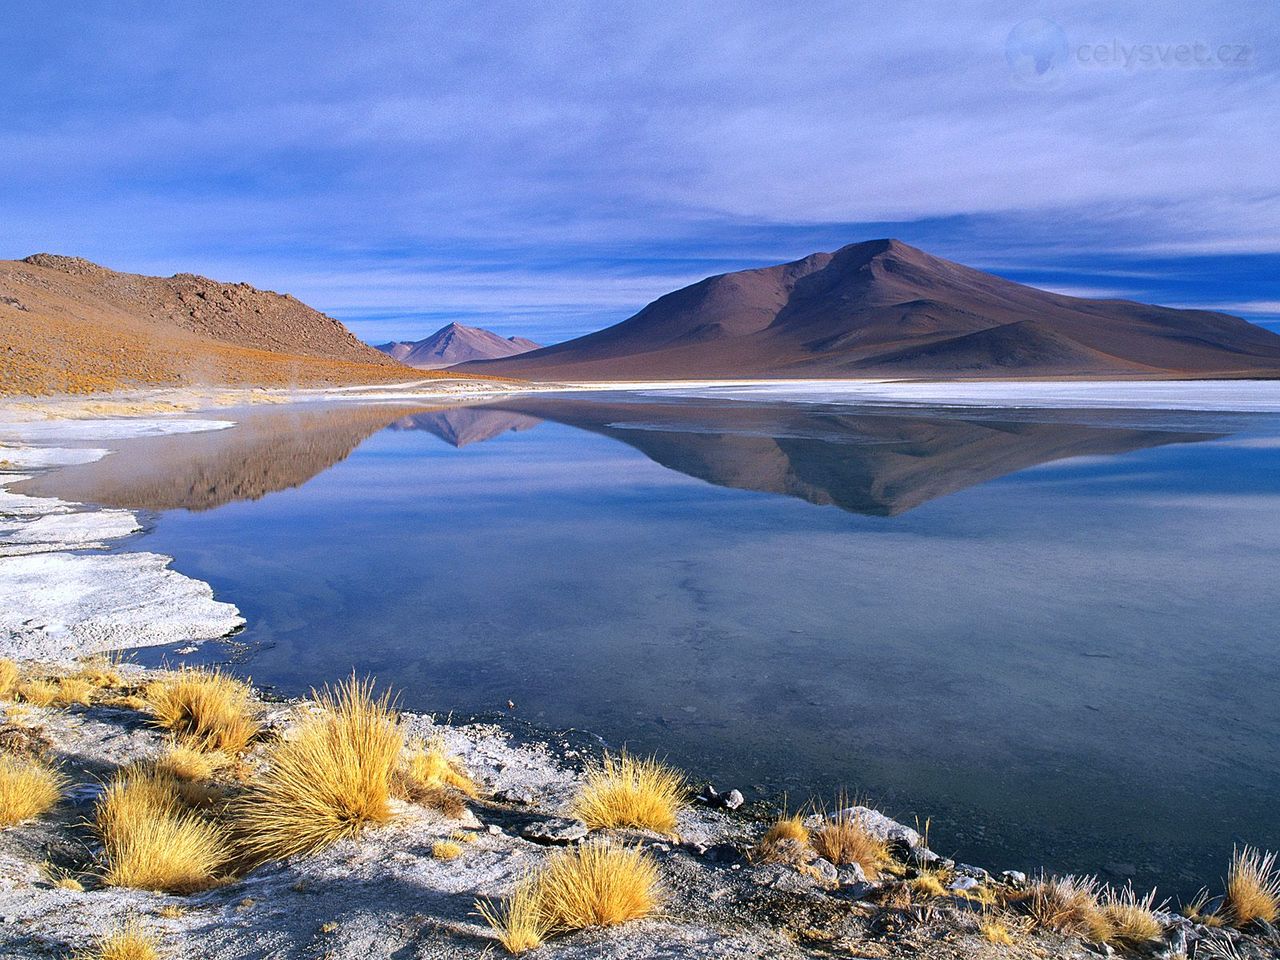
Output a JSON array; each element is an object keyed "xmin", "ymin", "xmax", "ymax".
[{"xmin": 1, "ymin": 396, "xmax": 1277, "ymax": 959}]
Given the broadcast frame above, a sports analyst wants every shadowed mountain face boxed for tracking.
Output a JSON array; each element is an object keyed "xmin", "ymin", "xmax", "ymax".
[
  {"xmin": 388, "ymin": 407, "xmax": 543, "ymax": 446},
  {"xmin": 456, "ymin": 239, "xmax": 1280, "ymax": 381},
  {"xmin": 477, "ymin": 398, "xmax": 1218, "ymax": 516},
  {"xmin": 376, "ymin": 322, "xmax": 541, "ymax": 368}
]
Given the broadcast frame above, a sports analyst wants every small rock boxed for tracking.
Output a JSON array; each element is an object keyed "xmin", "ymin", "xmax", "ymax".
[
  {"xmin": 948, "ymin": 875, "xmax": 981, "ymax": 892},
  {"xmin": 837, "ymin": 862, "xmax": 868, "ymax": 886},
  {"xmin": 833, "ymin": 806, "xmax": 923, "ymax": 849},
  {"xmin": 954, "ymin": 862, "xmax": 990, "ymax": 881},
  {"xmin": 520, "ymin": 818, "xmax": 588, "ymax": 846},
  {"xmin": 808, "ymin": 858, "xmax": 838, "ymax": 884},
  {"xmin": 907, "ymin": 847, "xmax": 943, "ymax": 868},
  {"xmin": 486, "ymin": 824, "xmax": 503, "ymax": 836},
  {"xmin": 695, "ymin": 785, "xmax": 745, "ymax": 810},
  {"xmin": 695, "ymin": 785, "xmax": 721, "ymax": 806},
  {"xmin": 703, "ymin": 842, "xmax": 743, "ymax": 865},
  {"xmin": 722, "ymin": 789, "xmax": 745, "ymax": 810},
  {"xmin": 1000, "ymin": 870, "xmax": 1027, "ymax": 887}
]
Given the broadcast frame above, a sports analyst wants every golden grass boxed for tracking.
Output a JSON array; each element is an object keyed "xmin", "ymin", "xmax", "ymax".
[
  {"xmin": 145, "ymin": 667, "xmax": 260, "ymax": 754},
  {"xmin": 0, "ymin": 659, "xmax": 18, "ymax": 699},
  {"xmin": 233, "ymin": 676, "xmax": 402, "ymax": 863},
  {"xmin": 571, "ymin": 752, "xmax": 686, "ymax": 834},
  {"xmin": 75, "ymin": 656, "xmax": 124, "ymax": 690},
  {"xmin": 1184, "ymin": 887, "xmax": 1225, "ymax": 927},
  {"xmin": 475, "ymin": 874, "xmax": 550, "ymax": 955},
  {"xmin": 53, "ymin": 676, "xmax": 96, "ymax": 707},
  {"xmin": 980, "ymin": 917, "xmax": 1014, "ymax": 945},
  {"xmin": 811, "ymin": 807, "xmax": 890, "ymax": 879},
  {"xmin": 1099, "ymin": 884, "xmax": 1163, "ymax": 946},
  {"xmin": 476, "ymin": 841, "xmax": 660, "ymax": 953},
  {"xmin": 1026, "ymin": 875, "xmax": 1113, "ymax": 943},
  {"xmin": 156, "ymin": 905, "xmax": 186, "ymax": 919},
  {"xmin": 96, "ymin": 768, "xmax": 230, "ymax": 894},
  {"xmin": 17, "ymin": 678, "xmax": 59, "ymax": 707},
  {"xmin": 75, "ymin": 920, "xmax": 160, "ymax": 960},
  {"xmin": 910, "ymin": 868, "xmax": 951, "ymax": 899},
  {"xmin": 754, "ymin": 811, "xmax": 811, "ymax": 863},
  {"xmin": 432, "ymin": 840, "xmax": 464, "ymax": 861},
  {"xmin": 0, "ymin": 754, "xmax": 62, "ymax": 826},
  {"xmin": 404, "ymin": 736, "xmax": 478, "ymax": 797},
  {"xmin": 1225, "ymin": 845, "xmax": 1280, "ymax": 927},
  {"xmin": 153, "ymin": 745, "xmax": 223, "ymax": 784}
]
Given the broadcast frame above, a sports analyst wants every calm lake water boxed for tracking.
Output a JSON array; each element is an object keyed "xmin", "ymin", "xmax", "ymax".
[{"xmin": 30, "ymin": 390, "xmax": 1280, "ymax": 895}]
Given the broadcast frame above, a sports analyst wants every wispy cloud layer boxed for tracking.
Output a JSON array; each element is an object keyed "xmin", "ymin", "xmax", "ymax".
[{"xmin": 2, "ymin": 2, "xmax": 1276, "ymax": 341}]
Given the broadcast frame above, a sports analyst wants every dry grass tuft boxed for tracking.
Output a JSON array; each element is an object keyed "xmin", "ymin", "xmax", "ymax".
[
  {"xmin": 75, "ymin": 659, "xmax": 124, "ymax": 690},
  {"xmin": 17, "ymin": 678, "xmax": 59, "ymax": 708},
  {"xmin": 1099, "ymin": 884, "xmax": 1163, "ymax": 945},
  {"xmin": 1026, "ymin": 874, "xmax": 1113, "ymax": 943},
  {"xmin": 53, "ymin": 676, "xmax": 96, "ymax": 707},
  {"xmin": 233, "ymin": 675, "xmax": 402, "ymax": 863},
  {"xmin": 104, "ymin": 694, "xmax": 148, "ymax": 711},
  {"xmin": 1225, "ymin": 845, "xmax": 1280, "ymax": 927},
  {"xmin": 0, "ymin": 754, "xmax": 62, "ymax": 826},
  {"xmin": 145, "ymin": 667, "xmax": 260, "ymax": 754},
  {"xmin": 571, "ymin": 752, "xmax": 686, "ymax": 834},
  {"xmin": 475, "ymin": 874, "xmax": 550, "ymax": 955},
  {"xmin": 0, "ymin": 659, "xmax": 18, "ymax": 699},
  {"xmin": 156, "ymin": 905, "xmax": 186, "ymax": 919},
  {"xmin": 979, "ymin": 916, "xmax": 1015, "ymax": 945},
  {"xmin": 76, "ymin": 920, "xmax": 160, "ymax": 960},
  {"xmin": 754, "ymin": 811, "xmax": 811, "ymax": 863},
  {"xmin": 403, "ymin": 736, "xmax": 479, "ymax": 796},
  {"xmin": 812, "ymin": 806, "xmax": 890, "ymax": 879},
  {"xmin": 153, "ymin": 745, "xmax": 224, "ymax": 784},
  {"xmin": 911, "ymin": 868, "xmax": 951, "ymax": 899},
  {"xmin": 96, "ymin": 768, "xmax": 230, "ymax": 893},
  {"xmin": 476, "ymin": 841, "xmax": 660, "ymax": 953},
  {"xmin": 432, "ymin": 840, "xmax": 464, "ymax": 861},
  {"xmin": 1184, "ymin": 887, "xmax": 1225, "ymax": 927}
]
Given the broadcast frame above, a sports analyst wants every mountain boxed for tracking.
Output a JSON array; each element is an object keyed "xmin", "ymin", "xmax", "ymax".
[
  {"xmin": 388, "ymin": 408, "xmax": 542, "ymax": 446},
  {"xmin": 376, "ymin": 322, "xmax": 541, "ymax": 368},
  {"xmin": 455, "ymin": 239, "xmax": 1280, "ymax": 381},
  {"xmin": 0, "ymin": 254, "xmax": 417, "ymax": 395}
]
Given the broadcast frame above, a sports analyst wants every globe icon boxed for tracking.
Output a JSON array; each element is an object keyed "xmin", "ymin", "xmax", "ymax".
[{"xmin": 1005, "ymin": 19, "xmax": 1069, "ymax": 86}]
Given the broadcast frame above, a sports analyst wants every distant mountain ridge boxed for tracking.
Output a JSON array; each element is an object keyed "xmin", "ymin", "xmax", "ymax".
[
  {"xmin": 455, "ymin": 239, "xmax": 1280, "ymax": 380},
  {"xmin": 376, "ymin": 322, "xmax": 541, "ymax": 368}
]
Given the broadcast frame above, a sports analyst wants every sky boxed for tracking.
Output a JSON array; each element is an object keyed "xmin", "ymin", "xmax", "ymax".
[{"xmin": 2, "ymin": 2, "xmax": 1277, "ymax": 345}]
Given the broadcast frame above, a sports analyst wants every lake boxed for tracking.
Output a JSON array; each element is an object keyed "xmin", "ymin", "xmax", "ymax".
[{"xmin": 25, "ymin": 388, "xmax": 1280, "ymax": 896}]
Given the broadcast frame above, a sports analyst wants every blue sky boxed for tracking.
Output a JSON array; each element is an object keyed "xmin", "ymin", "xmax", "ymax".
[{"xmin": 3, "ymin": 2, "xmax": 1277, "ymax": 344}]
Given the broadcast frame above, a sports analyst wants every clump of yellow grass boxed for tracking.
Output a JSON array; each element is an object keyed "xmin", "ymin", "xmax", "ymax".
[
  {"xmin": 811, "ymin": 805, "xmax": 890, "ymax": 879},
  {"xmin": 432, "ymin": 840, "xmax": 464, "ymax": 861},
  {"xmin": 0, "ymin": 754, "xmax": 63, "ymax": 826},
  {"xmin": 233, "ymin": 675, "xmax": 402, "ymax": 863},
  {"xmin": 1098, "ymin": 883, "xmax": 1164, "ymax": 946},
  {"xmin": 95, "ymin": 767, "xmax": 229, "ymax": 893},
  {"xmin": 145, "ymin": 667, "xmax": 259, "ymax": 754},
  {"xmin": 403, "ymin": 736, "xmax": 478, "ymax": 796},
  {"xmin": 1025, "ymin": 874, "xmax": 1113, "ymax": 943},
  {"xmin": 17, "ymin": 678, "xmax": 59, "ymax": 707},
  {"xmin": 753, "ymin": 810, "xmax": 811, "ymax": 863},
  {"xmin": 53, "ymin": 676, "xmax": 96, "ymax": 708},
  {"xmin": 476, "ymin": 841, "xmax": 660, "ymax": 954},
  {"xmin": 571, "ymin": 752, "xmax": 686, "ymax": 834},
  {"xmin": 0, "ymin": 659, "xmax": 18, "ymax": 699},
  {"xmin": 1225, "ymin": 845, "xmax": 1280, "ymax": 927},
  {"xmin": 74, "ymin": 920, "xmax": 160, "ymax": 960}
]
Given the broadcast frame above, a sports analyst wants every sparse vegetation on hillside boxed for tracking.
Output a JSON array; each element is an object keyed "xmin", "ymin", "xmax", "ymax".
[{"xmin": 1225, "ymin": 845, "xmax": 1280, "ymax": 927}]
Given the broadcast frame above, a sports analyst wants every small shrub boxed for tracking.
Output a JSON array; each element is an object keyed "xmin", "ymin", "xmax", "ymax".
[
  {"xmin": 571, "ymin": 752, "xmax": 686, "ymax": 834},
  {"xmin": 537, "ymin": 842, "xmax": 661, "ymax": 929},
  {"xmin": 153, "ymin": 745, "xmax": 223, "ymax": 784},
  {"xmin": 75, "ymin": 656, "xmax": 124, "ymax": 690},
  {"xmin": 146, "ymin": 667, "xmax": 260, "ymax": 754},
  {"xmin": 17, "ymin": 679, "xmax": 59, "ymax": 707},
  {"xmin": 96, "ymin": 768, "xmax": 229, "ymax": 893},
  {"xmin": 1225, "ymin": 845, "xmax": 1280, "ymax": 927},
  {"xmin": 911, "ymin": 868, "xmax": 950, "ymax": 899},
  {"xmin": 1184, "ymin": 887, "xmax": 1225, "ymax": 927},
  {"xmin": 234, "ymin": 675, "xmax": 402, "ymax": 863},
  {"xmin": 0, "ymin": 754, "xmax": 62, "ymax": 826},
  {"xmin": 432, "ymin": 840, "xmax": 464, "ymax": 860},
  {"xmin": 75, "ymin": 920, "xmax": 160, "ymax": 960},
  {"xmin": 812, "ymin": 807, "xmax": 890, "ymax": 879}
]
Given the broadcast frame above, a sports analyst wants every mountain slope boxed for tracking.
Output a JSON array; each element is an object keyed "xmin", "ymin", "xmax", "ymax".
[
  {"xmin": 376, "ymin": 322, "xmax": 541, "ymax": 368},
  {"xmin": 0, "ymin": 254, "xmax": 424, "ymax": 395},
  {"xmin": 455, "ymin": 239, "xmax": 1280, "ymax": 380}
]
